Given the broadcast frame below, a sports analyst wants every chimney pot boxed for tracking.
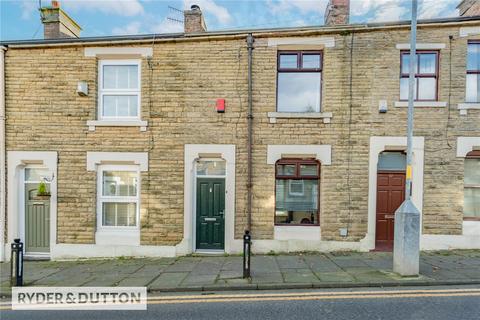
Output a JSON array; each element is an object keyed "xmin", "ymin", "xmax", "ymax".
[
  {"xmin": 184, "ymin": 4, "xmax": 207, "ymax": 33},
  {"xmin": 40, "ymin": 0, "xmax": 82, "ymax": 39},
  {"xmin": 325, "ymin": 0, "xmax": 350, "ymax": 26}
]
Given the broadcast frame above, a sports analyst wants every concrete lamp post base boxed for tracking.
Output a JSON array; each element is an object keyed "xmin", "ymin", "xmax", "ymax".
[{"xmin": 393, "ymin": 199, "xmax": 421, "ymax": 276}]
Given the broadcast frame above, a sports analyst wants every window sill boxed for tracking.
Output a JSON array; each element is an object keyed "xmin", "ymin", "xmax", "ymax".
[
  {"xmin": 87, "ymin": 120, "xmax": 148, "ymax": 132},
  {"xmin": 267, "ymin": 112, "xmax": 333, "ymax": 124},
  {"xmin": 394, "ymin": 101, "xmax": 447, "ymax": 108},
  {"xmin": 463, "ymin": 217, "xmax": 480, "ymax": 221},
  {"xmin": 274, "ymin": 225, "xmax": 320, "ymax": 241},
  {"xmin": 458, "ymin": 103, "xmax": 480, "ymax": 115},
  {"xmin": 95, "ymin": 228, "xmax": 140, "ymax": 246}
]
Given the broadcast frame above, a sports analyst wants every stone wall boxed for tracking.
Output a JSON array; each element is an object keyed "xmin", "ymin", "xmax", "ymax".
[{"xmin": 4, "ymin": 21, "xmax": 480, "ymax": 247}]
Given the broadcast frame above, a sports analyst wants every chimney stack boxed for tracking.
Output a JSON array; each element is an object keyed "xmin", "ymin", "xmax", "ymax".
[
  {"xmin": 184, "ymin": 5, "xmax": 207, "ymax": 33},
  {"xmin": 457, "ymin": 0, "xmax": 480, "ymax": 16},
  {"xmin": 324, "ymin": 0, "xmax": 350, "ymax": 26},
  {"xmin": 40, "ymin": 0, "xmax": 82, "ymax": 39}
]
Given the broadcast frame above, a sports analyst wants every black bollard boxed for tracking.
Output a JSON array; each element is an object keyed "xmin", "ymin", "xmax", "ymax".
[
  {"xmin": 10, "ymin": 239, "xmax": 24, "ymax": 287},
  {"xmin": 243, "ymin": 230, "xmax": 251, "ymax": 278}
]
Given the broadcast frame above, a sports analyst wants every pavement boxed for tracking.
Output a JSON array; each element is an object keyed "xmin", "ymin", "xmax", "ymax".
[{"xmin": 1, "ymin": 250, "xmax": 480, "ymax": 296}]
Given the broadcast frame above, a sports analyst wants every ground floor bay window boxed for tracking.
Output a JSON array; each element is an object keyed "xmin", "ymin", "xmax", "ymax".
[
  {"xmin": 97, "ymin": 165, "xmax": 139, "ymax": 229},
  {"xmin": 275, "ymin": 159, "xmax": 320, "ymax": 225}
]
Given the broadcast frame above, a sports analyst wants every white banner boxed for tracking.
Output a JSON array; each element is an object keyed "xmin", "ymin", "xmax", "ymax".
[{"xmin": 12, "ymin": 287, "xmax": 147, "ymax": 310}]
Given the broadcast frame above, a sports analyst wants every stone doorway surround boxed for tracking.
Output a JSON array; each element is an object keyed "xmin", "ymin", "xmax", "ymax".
[
  {"xmin": 364, "ymin": 137, "xmax": 424, "ymax": 251},
  {"xmin": 4, "ymin": 151, "xmax": 58, "ymax": 261},
  {"xmin": 177, "ymin": 144, "xmax": 236, "ymax": 255}
]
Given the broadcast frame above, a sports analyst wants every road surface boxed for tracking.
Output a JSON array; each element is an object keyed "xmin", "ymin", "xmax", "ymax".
[{"xmin": 1, "ymin": 285, "xmax": 479, "ymax": 320}]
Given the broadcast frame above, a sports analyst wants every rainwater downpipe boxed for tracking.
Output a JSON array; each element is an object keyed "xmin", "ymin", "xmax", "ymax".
[
  {"xmin": 0, "ymin": 45, "xmax": 7, "ymax": 262},
  {"xmin": 246, "ymin": 33, "xmax": 254, "ymax": 233}
]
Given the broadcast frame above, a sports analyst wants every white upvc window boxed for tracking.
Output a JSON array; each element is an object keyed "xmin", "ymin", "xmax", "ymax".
[
  {"xmin": 97, "ymin": 165, "xmax": 140, "ymax": 230},
  {"xmin": 466, "ymin": 41, "xmax": 480, "ymax": 103},
  {"xmin": 98, "ymin": 59, "xmax": 141, "ymax": 120}
]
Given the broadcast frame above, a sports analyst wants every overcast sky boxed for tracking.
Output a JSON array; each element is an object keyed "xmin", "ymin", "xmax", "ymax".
[{"xmin": 0, "ymin": 0, "xmax": 460, "ymax": 41}]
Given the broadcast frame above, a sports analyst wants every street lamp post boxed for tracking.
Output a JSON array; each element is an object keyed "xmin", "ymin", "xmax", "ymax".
[{"xmin": 393, "ymin": 0, "xmax": 421, "ymax": 277}]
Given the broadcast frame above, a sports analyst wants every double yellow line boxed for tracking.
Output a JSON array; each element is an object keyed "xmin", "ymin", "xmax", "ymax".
[
  {"xmin": 1, "ymin": 288, "xmax": 478, "ymax": 310},
  {"xmin": 145, "ymin": 288, "xmax": 480, "ymax": 305}
]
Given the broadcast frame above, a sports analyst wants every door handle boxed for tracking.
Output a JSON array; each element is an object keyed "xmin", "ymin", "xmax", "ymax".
[
  {"xmin": 385, "ymin": 215, "xmax": 395, "ymax": 219},
  {"xmin": 32, "ymin": 202, "xmax": 44, "ymax": 205},
  {"xmin": 204, "ymin": 217, "xmax": 216, "ymax": 222}
]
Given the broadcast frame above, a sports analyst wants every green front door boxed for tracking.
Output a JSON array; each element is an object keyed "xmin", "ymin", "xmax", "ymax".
[
  {"xmin": 196, "ymin": 178, "xmax": 225, "ymax": 250},
  {"xmin": 25, "ymin": 183, "xmax": 50, "ymax": 253}
]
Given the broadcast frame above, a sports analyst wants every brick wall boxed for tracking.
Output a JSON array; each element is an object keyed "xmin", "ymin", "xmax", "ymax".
[{"xmin": 4, "ymin": 22, "xmax": 480, "ymax": 246}]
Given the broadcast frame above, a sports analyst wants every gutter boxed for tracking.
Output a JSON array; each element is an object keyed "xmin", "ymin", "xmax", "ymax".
[
  {"xmin": 1, "ymin": 17, "xmax": 479, "ymax": 48},
  {"xmin": 246, "ymin": 34, "xmax": 254, "ymax": 233},
  {"xmin": 0, "ymin": 45, "xmax": 6, "ymax": 262}
]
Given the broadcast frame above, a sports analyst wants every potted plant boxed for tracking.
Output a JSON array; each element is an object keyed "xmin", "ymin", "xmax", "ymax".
[{"xmin": 35, "ymin": 181, "xmax": 51, "ymax": 200}]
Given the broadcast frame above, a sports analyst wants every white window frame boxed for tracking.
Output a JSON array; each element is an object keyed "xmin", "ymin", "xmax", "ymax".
[
  {"xmin": 464, "ymin": 157, "xmax": 480, "ymax": 219},
  {"xmin": 288, "ymin": 180, "xmax": 305, "ymax": 196},
  {"xmin": 98, "ymin": 59, "xmax": 141, "ymax": 121},
  {"xmin": 466, "ymin": 42, "xmax": 480, "ymax": 103},
  {"xmin": 96, "ymin": 164, "xmax": 140, "ymax": 231},
  {"xmin": 24, "ymin": 167, "xmax": 52, "ymax": 184}
]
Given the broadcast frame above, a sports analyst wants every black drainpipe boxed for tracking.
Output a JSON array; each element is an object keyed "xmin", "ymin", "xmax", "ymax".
[{"xmin": 246, "ymin": 33, "xmax": 254, "ymax": 233}]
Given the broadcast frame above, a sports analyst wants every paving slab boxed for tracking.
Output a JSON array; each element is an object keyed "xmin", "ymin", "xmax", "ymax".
[
  {"xmin": 329, "ymin": 257, "xmax": 370, "ymax": 268},
  {"xmin": 304, "ymin": 255, "xmax": 342, "ymax": 272},
  {"xmin": 250, "ymin": 271, "xmax": 284, "ymax": 284},
  {"xmin": 282, "ymin": 269, "xmax": 320, "ymax": 283},
  {"xmin": 132, "ymin": 264, "xmax": 166, "ymax": 276},
  {"xmin": 1, "ymin": 250, "xmax": 480, "ymax": 295},
  {"xmin": 276, "ymin": 256, "xmax": 308, "ymax": 269},
  {"xmin": 362, "ymin": 258, "xmax": 393, "ymax": 270},
  {"xmin": 350, "ymin": 270, "xmax": 395, "ymax": 283},
  {"xmin": 116, "ymin": 275, "xmax": 158, "ymax": 287},
  {"xmin": 190, "ymin": 258, "xmax": 225, "ymax": 275},
  {"xmin": 164, "ymin": 257, "xmax": 201, "ymax": 272},
  {"xmin": 250, "ymin": 256, "xmax": 280, "ymax": 273},
  {"xmin": 316, "ymin": 271, "xmax": 356, "ymax": 282},
  {"xmin": 218, "ymin": 270, "xmax": 243, "ymax": 280},
  {"xmin": 148, "ymin": 272, "xmax": 189, "ymax": 290},
  {"xmin": 221, "ymin": 256, "xmax": 243, "ymax": 272},
  {"xmin": 180, "ymin": 274, "xmax": 217, "ymax": 287}
]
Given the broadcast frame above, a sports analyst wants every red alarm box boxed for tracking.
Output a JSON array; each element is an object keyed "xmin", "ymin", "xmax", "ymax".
[{"xmin": 216, "ymin": 99, "xmax": 225, "ymax": 113}]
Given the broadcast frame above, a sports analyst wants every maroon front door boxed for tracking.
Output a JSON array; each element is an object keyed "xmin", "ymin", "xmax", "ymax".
[{"xmin": 375, "ymin": 172, "xmax": 405, "ymax": 251}]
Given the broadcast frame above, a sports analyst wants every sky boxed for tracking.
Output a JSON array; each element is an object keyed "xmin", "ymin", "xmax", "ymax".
[{"xmin": 0, "ymin": 0, "xmax": 460, "ymax": 41}]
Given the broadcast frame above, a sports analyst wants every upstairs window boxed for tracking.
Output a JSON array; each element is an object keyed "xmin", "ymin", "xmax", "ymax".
[
  {"xmin": 464, "ymin": 151, "xmax": 480, "ymax": 220},
  {"xmin": 98, "ymin": 60, "xmax": 140, "ymax": 120},
  {"xmin": 466, "ymin": 41, "xmax": 480, "ymax": 103},
  {"xmin": 277, "ymin": 51, "xmax": 322, "ymax": 113},
  {"xmin": 275, "ymin": 159, "xmax": 320, "ymax": 225},
  {"xmin": 400, "ymin": 51, "xmax": 439, "ymax": 101}
]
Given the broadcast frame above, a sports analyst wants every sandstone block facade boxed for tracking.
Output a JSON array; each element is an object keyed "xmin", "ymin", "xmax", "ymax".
[{"xmin": 3, "ymin": 19, "xmax": 480, "ymax": 256}]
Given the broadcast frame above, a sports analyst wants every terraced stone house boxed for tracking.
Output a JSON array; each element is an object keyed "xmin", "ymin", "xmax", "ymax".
[{"xmin": 0, "ymin": 0, "xmax": 479, "ymax": 261}]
